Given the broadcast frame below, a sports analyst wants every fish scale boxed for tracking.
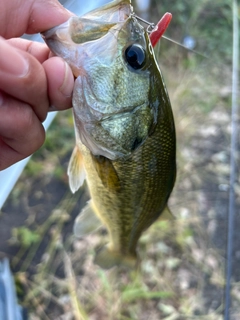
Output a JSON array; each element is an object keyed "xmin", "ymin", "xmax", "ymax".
[
  {"xmin": 79, "ymin": 98, "xmax": 175, "ymax": 259},
  {"xmin": 42, "ymin": 0, "xmax": 176, "ymax": 269}
]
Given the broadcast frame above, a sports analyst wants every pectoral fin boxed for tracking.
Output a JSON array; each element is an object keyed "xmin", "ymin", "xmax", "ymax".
[
  {"xmin": 91, "ymin": 154, "xmax": 121, "ymax": 192},
  {"xmin": 73, "ymin": 200, "xmax": 102, "ymax": 237},
  {"xmin": 67, "ymin": 146, "xmax": 86, "ymax": 193}
]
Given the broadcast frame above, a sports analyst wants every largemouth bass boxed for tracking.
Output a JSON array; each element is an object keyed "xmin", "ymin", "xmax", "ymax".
[{"xmin": 42, "ymin": 0, "xmax": 176, "ymax": 269}]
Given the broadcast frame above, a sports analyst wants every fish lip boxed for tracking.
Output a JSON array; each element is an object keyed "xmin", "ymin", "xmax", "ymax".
[
  {"xmin": 80, "ymin": 0, "xmax": 132, "ymax": 23},
  {"xmin": 41, "ymin": 27, "xmax": 55, "ymax": 40},
  {"xmin": 42, "ymin": 20, "xmax": 71, "ymax": 42}
]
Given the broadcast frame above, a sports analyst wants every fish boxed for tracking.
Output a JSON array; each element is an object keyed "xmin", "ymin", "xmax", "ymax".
[{"xmin": 42, "ymin": 0, "xmax": 176, "ymax": 269}]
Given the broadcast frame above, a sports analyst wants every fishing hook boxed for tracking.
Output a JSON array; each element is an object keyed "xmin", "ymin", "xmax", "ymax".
[{"xmin": 130, "ymin": 12, "xmax": 155, "ymax": 33}]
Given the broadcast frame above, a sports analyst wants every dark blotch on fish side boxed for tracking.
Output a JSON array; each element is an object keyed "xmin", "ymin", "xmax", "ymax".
[{"xmin": 131, "ymin": 137, "xmax": 143, "ymax": 151}]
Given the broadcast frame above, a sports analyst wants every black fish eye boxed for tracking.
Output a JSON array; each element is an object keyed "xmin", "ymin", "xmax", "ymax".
[{"xmin": 125, "ymin": 44, "xmax": 146, "ymax": 70}]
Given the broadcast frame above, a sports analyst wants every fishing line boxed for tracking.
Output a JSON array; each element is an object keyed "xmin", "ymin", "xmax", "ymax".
[
  {"xmin": 162, "ymin": 35, "xmax": 208, "ymax": 58},
  {"xmin": 224, "ymin": 0, "xmax": 239, "ymax": 319}
]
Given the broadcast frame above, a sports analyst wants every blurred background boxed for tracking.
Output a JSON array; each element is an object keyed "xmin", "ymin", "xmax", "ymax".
[{"xmin": 0, "ymin": 0, "xmax": 239, "ymax": 319}]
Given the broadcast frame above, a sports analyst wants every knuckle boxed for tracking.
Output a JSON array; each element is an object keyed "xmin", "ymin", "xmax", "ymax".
[
  {"xmin": 19, "ymin": 105, "xmax": 45, "ymax": 153},
  {"xmin": 20, "ymin": 103, "xmax": 35, "ymax": 131}
]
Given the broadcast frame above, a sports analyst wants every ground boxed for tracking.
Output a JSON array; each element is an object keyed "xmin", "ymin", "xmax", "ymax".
[{"xmin": 0, "ymin": 0, "xmax": 239, "ymax": 319}]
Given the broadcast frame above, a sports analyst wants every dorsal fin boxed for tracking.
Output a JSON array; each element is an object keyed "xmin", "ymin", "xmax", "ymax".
[
  {"xmin": 67, "ymin": 146, "xmax": 86, "ymax": 193},
  {"xmin": 91, "ymin": 154, "xmax": 121, "ymax": 192}
]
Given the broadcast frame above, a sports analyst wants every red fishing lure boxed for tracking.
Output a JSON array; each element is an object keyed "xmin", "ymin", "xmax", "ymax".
[{"xmin": 150, "ymin": 12, "xmax": 172, "ymax": 47}]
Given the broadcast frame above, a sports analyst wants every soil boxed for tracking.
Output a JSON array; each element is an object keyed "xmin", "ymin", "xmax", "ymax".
[
  {"xmin": 0, "ymin": 1, "xmax": 239, "ymax": 319},
  {"xmin": 1, "ymin": 111, "xmax": 239, "ymax": 319}
]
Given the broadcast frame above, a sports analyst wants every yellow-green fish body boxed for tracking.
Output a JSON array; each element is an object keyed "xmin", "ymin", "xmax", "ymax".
[{"xmin": 42, "ymin": 0, "xmax": 176, "ymax": 269}]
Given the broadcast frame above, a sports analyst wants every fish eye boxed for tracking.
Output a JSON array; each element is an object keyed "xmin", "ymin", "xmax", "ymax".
[{"xmin": 125, "ymin": 44, "xmax": 146, "ymax": 70}]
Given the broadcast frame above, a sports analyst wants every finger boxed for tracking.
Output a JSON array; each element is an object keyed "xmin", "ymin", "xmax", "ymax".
[
  {"xmin": 7, "ymin": 38, "xmax": 50, "ymax": 64},
  {"xmin": 43, "ymin": 57, "xmax": 74, "ymax": 111},
  {"xmin": 6, "ymin": 38, "xmax": 74, "ymax": 111},
  {"xmin": 0, "ymin": 37, "xmax": 48, "ymax": 122},
  {"xmin": 0, "ymin": 140, "xmax": 24, "ymax": 171},
  {"xmin": 0, "ymin": 0, "xmax": 73, "ymax": 38},
  {"xmin": 0, "ymin": 92, "xmax": 45, "ymax": 170},
  {"xmin": 28, "ymin": 0, "xmax": 74, "ymax": 33}
]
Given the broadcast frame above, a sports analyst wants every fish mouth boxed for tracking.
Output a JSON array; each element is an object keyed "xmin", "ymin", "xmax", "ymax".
[
  {"xmin": 42, "ymin": 0, "xmax": 132, "ymax": 46},
  {"xmin": 41, "ymin": 1, "xmax": 133, "ymax": 75}
]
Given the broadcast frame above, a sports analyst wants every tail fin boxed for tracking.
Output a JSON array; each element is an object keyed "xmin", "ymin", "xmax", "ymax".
[{"xmin": 94, "ymin": 245, "xmax": 138, "ymax": 269}]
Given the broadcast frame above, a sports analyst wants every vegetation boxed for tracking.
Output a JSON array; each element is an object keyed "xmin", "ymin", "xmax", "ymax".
[{"xmin": 1, "ymin": 0, "xmax": 239, "ymax": 319}]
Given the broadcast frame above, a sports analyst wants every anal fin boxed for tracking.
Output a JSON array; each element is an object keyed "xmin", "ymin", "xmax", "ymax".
[
  {"xmin": 158, "ymin": 206, "xmax": 175, "ymax": 221},
  {"xmin": 67, "ymin": 146, "xmax": 86, "ymax": 193},
  {"xmin": 73, "ymin": 200, "xmax": 102, "ymax": 237}
]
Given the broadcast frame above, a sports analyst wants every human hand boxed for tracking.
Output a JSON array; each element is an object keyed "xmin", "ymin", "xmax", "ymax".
[{"xmin": 0, "ymin": 0, "xmax": 75, "ymax": 170}]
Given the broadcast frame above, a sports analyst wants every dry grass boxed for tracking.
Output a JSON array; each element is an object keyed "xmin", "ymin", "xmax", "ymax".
[
  {"xmin": 8, "ymin": 58, "xmax": 237, "ymax": 319},
  {"xmin": 2, "ymin": 1, "xmax": 239, "ymax": 319}
]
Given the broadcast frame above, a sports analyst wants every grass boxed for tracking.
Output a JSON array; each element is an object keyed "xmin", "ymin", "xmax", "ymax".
[{"xmin": 1, "ymin": 0, "xmax": 239, "ymax": 319}]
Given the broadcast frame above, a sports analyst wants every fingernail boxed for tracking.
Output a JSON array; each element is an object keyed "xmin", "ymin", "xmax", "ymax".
[
  {"xmin": 0, "ymin": 37, "xmax": 29, "ymax": 77},
  {"xmin": 59, "ymin": 61, "xmax": 73, "ymax": 97}
]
